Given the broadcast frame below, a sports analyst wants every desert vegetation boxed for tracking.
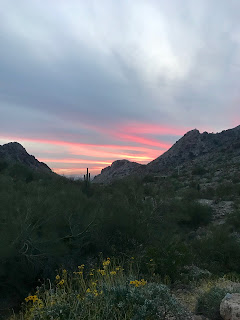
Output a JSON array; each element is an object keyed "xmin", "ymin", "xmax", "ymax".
[{"xmin": 0, "ymin": 161, "xmax": 240, "ymax": 319}]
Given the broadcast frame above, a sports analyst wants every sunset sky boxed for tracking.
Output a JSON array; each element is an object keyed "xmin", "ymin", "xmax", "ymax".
[{"xmin": 1, "ymin": 0, "xmax": 240, "ymax": 176}]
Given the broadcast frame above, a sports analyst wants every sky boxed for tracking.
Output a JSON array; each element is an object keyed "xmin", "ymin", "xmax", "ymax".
[{"xmin": 1, "ymin": 0, "xmax": 240, "ymax": 176}]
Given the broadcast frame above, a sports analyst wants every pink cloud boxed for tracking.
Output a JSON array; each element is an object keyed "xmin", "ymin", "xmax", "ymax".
[{"xmin": 0, "ymin": 121, "xmax": 181, "ymax": 175}]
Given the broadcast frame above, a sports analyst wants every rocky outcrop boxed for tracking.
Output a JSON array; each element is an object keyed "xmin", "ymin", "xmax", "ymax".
[
  {"xmin": 220, "ymin": 293, "xmax": 240, "ymax": 320},
  {"xmin": 0, "ymin": 142, "xmax": 52, "ymax": 172},
  {"xmin": 93, "ymin": 125, "xmax": 240, "ymax": 184},
  {"xmin": 146, "ymin": 125, "xmax": 240, "ymax": 174},
  {"xmin": 93, "ymin": 159, "xmax": 142, "ymax": 184},
  {"xmin": 197, "ymin": 199, "xmax": 234, "ymax": 223}
]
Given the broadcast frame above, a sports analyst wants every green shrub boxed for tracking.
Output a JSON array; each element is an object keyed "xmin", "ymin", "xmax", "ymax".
[
  {"xmin": 0, "ymin": 161, "xmax": 8, "ymax": 172},
  {"xmin": 193, "ymin": 227, "xmax": 240, "ymax": 274},
  {"xmin": 196, "ymin": 287, "xmax": 233, "ymax": 320},
  {"xmin": 11, "ymin": 260, "xmax": 192, "ymax": 320},
  {"xmin": 177, "ymin": 201, "xmax": 212, "ymax": 229},
  {"xmin": 192, "ymin": 166, "xmax": 207, "ymax": 176}
]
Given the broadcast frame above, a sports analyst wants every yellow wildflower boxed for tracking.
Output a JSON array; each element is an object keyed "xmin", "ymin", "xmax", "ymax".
[
  {"xmin": 103, "ymin": 259, "xmax": 110, "ymax": 267},
  {"xmin": 56, "ymin": 275, "xmax": 60, "ymax": 280},
  {"xmin": 97, "ymin": 269, "xmax": 106, "ymax": 276},
  {"xmin": 110, "ymin": 271, "xmax": 116, "ymax": 275},
  {"xmin": 129, "ymin": 279, "xmax": 147, "ymax": 287},
  {"xmin": 86, "ymin": 288, "xmax": 91, "ymax": 293},
  {"xmin": 78, "ymin": 264, "xmax": 85, "ymax": 270},
  {"xmin": 93, "ymin": 290, "xmax": 98, "ymax": 297},
  {"xmin": 58, "ymin": 279, "xmax": 64, "ymax": 286}
]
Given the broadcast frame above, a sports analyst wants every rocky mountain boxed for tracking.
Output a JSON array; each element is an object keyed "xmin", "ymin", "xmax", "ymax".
[
  {"xmin": 92, "ymin": 159, "xmax": 142, "ymax": 184},
  {"xmin": 147, "ymin": 125, "xmax": 240, "ymax": 174},
  {"xmin": 93, "ymin": 125, "xmax": 240, "ymax": 184},
  {"xmin": 0, "ymin": 142, "xmax": 52, "ymax": 172}
]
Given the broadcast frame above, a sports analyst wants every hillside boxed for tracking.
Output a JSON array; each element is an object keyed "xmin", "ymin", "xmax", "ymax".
[
  {"xmin": 93, "ymin": 125, "xmax": 240, "ymax": 183},
  {"xmin": 147, "ymin": 125, "xmax": 240, "ymax": 174},
  {"xmin": 0, "ymin": 142, "xmax": 52, "ymax": 173},
  {"xmin": 1, "ymin": 133, "xmax": 240, "ymax": 319},
  {"xmin": 92, "ymin": 159, "xmax": 143, "ymax": 183}
]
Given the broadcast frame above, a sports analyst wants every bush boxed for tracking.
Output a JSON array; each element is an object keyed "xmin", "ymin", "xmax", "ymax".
[
  {"xmin": 192, "ymin": 166, "xmax": 207, "ymax": 176},
  {"xmin": 196, "ymin": 287, "xmax": 233, "ymax": 320},
  {"xmin": 0, "ymin": 161, "xmax": 8, "ymax": 172},
  {"xmin": 193, "ymin": 227, "xmax": 240, "ymax": 274},
  {"xmin": 10, "ymin": 259, "xmax": 192, "ymax": 320},
  {"xmin": 177, "ymin": 201, "xmax": 212, "ymax": 229}
]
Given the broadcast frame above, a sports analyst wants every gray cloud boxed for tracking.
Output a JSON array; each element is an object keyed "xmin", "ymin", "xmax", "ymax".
[{"xmin": 1, "ymin": 0, "xmax": 240, "ymax": 174}]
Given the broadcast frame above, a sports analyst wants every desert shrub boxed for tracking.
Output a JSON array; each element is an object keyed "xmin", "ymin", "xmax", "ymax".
[
  {"xmin": 145, "ymin": 239, "xmax": 193, "ymax": 282},
  {"xmin": 8, "ymin": 163, "xmax": 34, "ymax": 181},
  {"xmin": 215, "ymin": 182, "xmax": 235, "ymax": 200},
  {"xmin": 196, "ymin": 287, "xmax": 231, "ymax": 320},
  {"xmin": 0, "ymin": 160, "xmax": 8, "ymax": 172},
  {"xmin": 176, "ymin": 201, "xmax": 212, "ymax": 229},
  {"xmin": 226, "ymin": 209, "xmax": 240, "ymax": 231},
  {"xmin": 142, "ymin": 174, "xmax": 155, "ymax": 183},
  {"xmin": 193, "ymin": 226, "xmax": 240, "ymax": 274},
  {"xmin": 10, "ymin": 259, "xmax": 191, "ymax": 320},
  {"xmin": 192, "ymin": 166, "xmax": 207, "ymax": 176}
]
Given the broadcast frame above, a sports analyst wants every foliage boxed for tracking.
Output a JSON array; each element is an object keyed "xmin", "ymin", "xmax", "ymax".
[
  {"xmin": 192, "ymin": 166, "xmax": 207, "ymax": 176},
  {"xmin": 193, "ymin": 226, "xmax": 240, "ymax": 274},
  {"xmin": 1, "ymin": 163, "xmax": 240, "ymax": 316},
  {"xmin": 196, "ymin": 286, "xmax": 240, "ymax": 320},
  {"xmin": 9, "ymin": 259, "xmax": 191, "ymax": 320}
]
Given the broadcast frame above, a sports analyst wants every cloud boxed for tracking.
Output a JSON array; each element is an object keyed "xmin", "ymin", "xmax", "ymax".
[{"xmin": 1, "ymin": 0, "xmax": 240, "ymax": 175}]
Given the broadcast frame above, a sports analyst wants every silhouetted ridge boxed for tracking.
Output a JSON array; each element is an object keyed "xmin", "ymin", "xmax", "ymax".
[
  {"xmin": 0, "ymin": 142, "xmax": 52, "ymax": 172},
  {"xmin": 93, "ymin": 125, "xmax": 240, "ymax": 183}
]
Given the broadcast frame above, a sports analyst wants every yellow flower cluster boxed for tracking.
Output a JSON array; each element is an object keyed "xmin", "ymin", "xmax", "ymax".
[
  {"xmin": 86, "ymin": 288, "xmax": 102, "ymax": 297},
  {"xmin": 97, "ymin": 269, "xmax": 106, "ymax": 276},
  {"xmin": 78, "ymin": 264, "xmax": 85, "ymax": 270},
  {"xmin": 25, "ymin": 295, "xmax": 38, "ymax": 303},
  {"xmin": 110, "ymin": 271, "xmax": 117, "ymax": 275},
  {"xmin": 103, "ymin": 258, "xmax": 111, "ymax": 267},
  {"xmin": 57, "ymin": 279, "xmax": 64, "ymax": 286},
  {"xmin": 130, "ymin": 279, "xmax": 147, "ymax": 287}
]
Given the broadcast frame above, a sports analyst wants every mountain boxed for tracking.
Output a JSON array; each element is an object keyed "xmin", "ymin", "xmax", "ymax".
[
  {"xmin": 0, "ymin": 142, "xmax": 52, "ymax": 172},
  {"xmin": 92, "ymin": 159, "xmax": 143, "ymax": 184},
  {"xmin": 146, "ymin": 125, "xmax": 240, "ymax": 174},
  {"xmin": 93, "ymin": 125, "xmax": 240, "ymax": 183}
]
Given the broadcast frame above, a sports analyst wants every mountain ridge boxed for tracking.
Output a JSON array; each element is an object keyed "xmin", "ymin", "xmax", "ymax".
[
  {"xmin": 0, "ymin": 142, "xmax": 52, "ymax": 173},
  {"xmin": 93, "ymin": 125, "xmax": 240, "ymax": 183}
]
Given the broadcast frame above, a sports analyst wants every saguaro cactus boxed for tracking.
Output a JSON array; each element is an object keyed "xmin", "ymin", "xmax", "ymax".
[{"xmin": 84, "ymin": 168, "xmax": 90, "ymax": 183}]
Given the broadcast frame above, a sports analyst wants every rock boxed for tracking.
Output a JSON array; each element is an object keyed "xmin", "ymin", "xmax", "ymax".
[{"xmin": 220, "ymin": 293, "xmax": 240, "ymax": 320}]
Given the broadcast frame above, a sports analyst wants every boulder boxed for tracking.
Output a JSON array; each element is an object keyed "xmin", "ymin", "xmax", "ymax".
[{"xmin": 220, "ymin": 293, "xmax": 240, "ymax": 320}]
